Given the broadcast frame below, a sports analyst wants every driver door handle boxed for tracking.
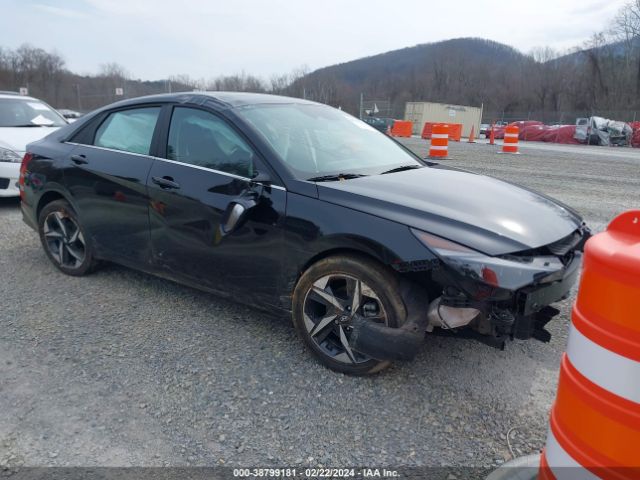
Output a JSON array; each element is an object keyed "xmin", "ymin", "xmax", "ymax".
[{"xmin": 152, "ymin": 176, "xmax": 180, "ymax": 190}]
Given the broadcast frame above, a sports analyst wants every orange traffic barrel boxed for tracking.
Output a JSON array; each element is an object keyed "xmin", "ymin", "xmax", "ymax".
[
  {"xmin": 501, "ymin": 125, "xmax": 520, "ymax": 154},
  {"xmin": 539, "ymin": 210, "xmax": 640, "ymax": 480},
  {"xmin": 429, "ymin": 124, "xmax": 449, "ymax": 158}
]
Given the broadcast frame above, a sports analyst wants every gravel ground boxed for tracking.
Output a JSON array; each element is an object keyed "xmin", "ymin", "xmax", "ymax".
[{"xmin": 1, "ymin": 140, "xmax": 638, "ymax": 473}]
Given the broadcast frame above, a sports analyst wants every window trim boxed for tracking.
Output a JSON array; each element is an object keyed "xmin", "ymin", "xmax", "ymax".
[
  {"xmin": 62, "ymin": 141, "xmax": 286, "ymax": 191},
  {"xmin": 159, "ymin": 104, "xmax": 281, "ymax": 183},
  {"xmin": 92, "ymin": 105, "xmax": 163, "ymax": 156},
  {"xmin": 68, "ymin": 104, "xmax": 165, "ymax": 155},
  {"xmin": 66, "ymin": 102, "xmax": 286, "ymax": 190}
]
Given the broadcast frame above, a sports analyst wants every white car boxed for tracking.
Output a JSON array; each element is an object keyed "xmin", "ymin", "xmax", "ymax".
[
  {"xmin": 0, "ymin": 92, "xmax": 67, "ymax": 197},
  {"xmin": 57, "ymin": 109, "xmax": 83, "ymax": 122}
]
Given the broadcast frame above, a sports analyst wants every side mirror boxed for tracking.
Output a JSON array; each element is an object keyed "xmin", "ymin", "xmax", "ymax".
[
  {"xmin": 222, "ymin": 203, "xmax": 246, "ymax": 234},
  {"xmin": 219, "ymin": 196, "xmax": 258, "ymax": 237},
  {"xmin": 217, "ymin": 172, "xmax": 272, "ymax": 240}
]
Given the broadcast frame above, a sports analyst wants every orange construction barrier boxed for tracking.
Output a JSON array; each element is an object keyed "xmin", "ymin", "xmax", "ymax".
[
  {"xmin": 501, "ymin": 125, "xmax": 520, "ymax": 154},
  {"xmin": 422, "ymin": 122, "xmax": 462, "ymax": 142},
  {"xmin": 390, "ymin": 120, "xmax": 412, "ymax": 138},
  {"xmin": 449, "ymin": 123, "xmax": 462, "ymax": 142},
  {"xmin": 428, "ymin": 124, "xmax": 449, "ymax": 158},
  {"xmin": 421, "ymin": 122, "xmax": 434, "ymax": 139},
  {"xmin": 539, "ymin": 210, "xmax": 640, "ymax": 480}
]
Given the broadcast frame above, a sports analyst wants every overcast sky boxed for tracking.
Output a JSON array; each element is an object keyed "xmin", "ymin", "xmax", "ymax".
[{"xmin": 2, "ymin": 0, "xmax": 629, "ymax": 81}]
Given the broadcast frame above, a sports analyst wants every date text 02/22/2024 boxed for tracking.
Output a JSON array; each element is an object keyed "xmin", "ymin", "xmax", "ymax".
[{"xmin": 232, "ymin": 468, "xmax": 400, "ymax": 478}]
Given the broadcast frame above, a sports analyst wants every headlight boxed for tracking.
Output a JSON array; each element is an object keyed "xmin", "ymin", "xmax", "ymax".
[
  {"xmin": 411, "ymin": 228, "xmax": 565, "ymax": 290},
  {"xmin": 411, "ymin": 229, "xmax": 477, "ymax": 254},
  {"xmin": 0, "ymin": 147, "xmax": 22, "ymax": 163}
]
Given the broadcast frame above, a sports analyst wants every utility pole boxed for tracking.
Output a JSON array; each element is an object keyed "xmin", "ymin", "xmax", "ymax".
[
  {"xmin": 359, "ymin": 93, "xmax": 364, "ymax": 120},
  {"xmin": 75, "ymin": 83, "xmax": 81, "ymax": 111}
]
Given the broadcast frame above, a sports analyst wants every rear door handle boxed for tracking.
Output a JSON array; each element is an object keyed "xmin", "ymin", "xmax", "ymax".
[
  {"xmin": 152, "ymin": 176, "xmax": 180, "ymax": 190},
  {"xmin": 71, "ymin": 154, "xmax": 88, "ymax": 165}
]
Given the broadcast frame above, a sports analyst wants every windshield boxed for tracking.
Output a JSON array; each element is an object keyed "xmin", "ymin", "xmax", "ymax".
[
  {"xmin": 0, "ymin": 97, "xmax": 67, "ymax": 127},
  {"xmin": 237, "ymin": 104, "xmax": 422, "ymax": 180}
]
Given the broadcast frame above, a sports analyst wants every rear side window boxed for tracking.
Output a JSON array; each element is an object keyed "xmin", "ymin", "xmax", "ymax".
[{"xmin": 94, "ymin": 107, "xmax": 160, "ymax": 155}]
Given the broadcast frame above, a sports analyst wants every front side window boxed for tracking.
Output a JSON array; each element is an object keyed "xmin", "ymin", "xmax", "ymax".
[
  {"xmin": 167, "ymin": 107, "xmax": 254, "ymax": 178},
  {"xmin": 94, "ymin": 107, "xmax": 160, "ymax": 155}
]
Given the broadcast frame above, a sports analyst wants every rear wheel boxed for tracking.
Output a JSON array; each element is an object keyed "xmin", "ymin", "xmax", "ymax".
[
  {"xmin": 292, "ymin": 254, "xmax": 407, "ymax": 375},
  {"xmin": 38, "ymin": 200, "xmax": 99, "ymax": 276}
]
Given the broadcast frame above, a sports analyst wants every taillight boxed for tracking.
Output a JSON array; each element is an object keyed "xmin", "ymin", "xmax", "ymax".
[{"xmin": 19, "ymin": 152, "xmax": 34, "ymax": 200}]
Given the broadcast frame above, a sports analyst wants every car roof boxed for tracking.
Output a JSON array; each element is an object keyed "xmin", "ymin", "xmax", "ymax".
[
  {"xmin": 0, "ymin": 92, "xmax": 42, "ymax": 101},
  {"xmin": 101, "ymin": 91, "xmax": 318, "ymax": 111}
]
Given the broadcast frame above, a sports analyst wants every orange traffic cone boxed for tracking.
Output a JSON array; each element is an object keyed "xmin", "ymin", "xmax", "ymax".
[
  {"xmin": 489, "ymin": 123, "xmax": 495, "ymax": 145},
  {"xmin": 468, "ymin": 125, "xmax": 476, "ymax": 143},
  {"xmin": 487, "ymin": 210, "xmax": 640, "ymax": 480}
]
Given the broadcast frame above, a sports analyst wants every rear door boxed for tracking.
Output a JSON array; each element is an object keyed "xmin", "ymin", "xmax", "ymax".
[
  {"xmin": 65, "ymin": 106, "xmax": 162, "ymax": 264},
  {"xmin": 146, "ymin": 105, "xmax": 286, "ymax": 304}
]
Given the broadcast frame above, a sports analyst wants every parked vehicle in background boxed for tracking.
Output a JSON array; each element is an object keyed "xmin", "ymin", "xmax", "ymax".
[
  {"xmin": 574, "ymin": 116, "xmax": 632, "ymax": 146},
  {"xmin": 485, "ymin": 121, "xmax": 509, "ymax": 138},
  {"xmin": 479, "ymin": 123, "xmax": 490, "ymax": 136},
  {"xmin": 0, "ymin": 92, "xmax": 67, "ymax": 197},
  {"xmin": 58, "ymin": 109, "xmax": 83, "ymax": 122},
  {"xmin": 21, "ymin": 92, "xmax": 590, "ymax": 374},
  {"xmin": 362, "ymin": 116, "xmax": 394, "ymax": 133}
]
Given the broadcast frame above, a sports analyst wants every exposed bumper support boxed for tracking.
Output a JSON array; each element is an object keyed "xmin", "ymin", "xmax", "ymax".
[{"xmin": 349, "ymin": 282, "xmax": 428, "ymax": 362}]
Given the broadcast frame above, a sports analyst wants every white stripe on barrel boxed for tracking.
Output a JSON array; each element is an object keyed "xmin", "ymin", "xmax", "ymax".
[
  {"xmin": 545, "ymin": 429, "xmax": 599, "ymax": 480},
  {"xmin": 431, "ymin": 133, "xmax": 449, "ymax": 139},
  {"xmin": 566, "ymin": 323, "xmax": 640, "ymax": 404}
]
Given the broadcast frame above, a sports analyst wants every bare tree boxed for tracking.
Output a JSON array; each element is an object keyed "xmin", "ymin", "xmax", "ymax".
[{"xmin": 613, "ymin": 0, "xmax": 640, "ymax": 94}]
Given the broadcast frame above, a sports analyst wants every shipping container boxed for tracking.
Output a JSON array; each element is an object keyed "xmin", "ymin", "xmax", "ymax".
[{"xmin": 404, "ymin": 102, "xmax": 483, "ymax": 138}]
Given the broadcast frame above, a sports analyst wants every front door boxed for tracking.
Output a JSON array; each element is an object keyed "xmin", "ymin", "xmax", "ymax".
[{"xmin": 146, "ymin": 106, "xmax": 286, "ymax": 305}]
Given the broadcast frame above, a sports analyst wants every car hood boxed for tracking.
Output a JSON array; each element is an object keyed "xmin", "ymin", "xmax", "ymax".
[
  {"xmin": 0, "ymin": 126, "xmax": 60, "ymax": 153},
  {"xmin": 317, "ymin": 167, "xmax": 583, "ymax": 256}
]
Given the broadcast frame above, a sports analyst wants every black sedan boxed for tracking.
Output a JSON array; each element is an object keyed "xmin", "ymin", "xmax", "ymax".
[{"xmin": 19, "ymin": 92, "xmax": 589, "ymax": 375}]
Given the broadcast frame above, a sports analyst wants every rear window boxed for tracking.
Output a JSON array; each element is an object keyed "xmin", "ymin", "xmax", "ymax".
[{"xmin": 94, "ymin": 107, "xmax": 160, "ymax": 155}]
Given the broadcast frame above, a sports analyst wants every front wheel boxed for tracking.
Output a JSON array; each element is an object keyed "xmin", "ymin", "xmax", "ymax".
[
  {"xmin": 38, "ymin": 199, "xmax": 99, "ymax": 276},
  {"xmin": 292, "ymin": 254, "xmax": 407, "ymax": 375}
]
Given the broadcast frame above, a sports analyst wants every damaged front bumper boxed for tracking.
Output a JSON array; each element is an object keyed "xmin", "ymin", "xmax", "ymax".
[
  {"xmin": 356, "ymin": 228, "xmax": 589, "ymax": 362},
  {"xmin": 427, "ymin": 241, "xmax": 584, "ymax": 350}
]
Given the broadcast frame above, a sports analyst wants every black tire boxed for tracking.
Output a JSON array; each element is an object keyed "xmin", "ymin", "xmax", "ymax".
[
  {"xmin": 38, "ymin": 199, "xmax": 99, "ymax": 276},
  {"xmin": 292, "ymin": 254, "xmax": 407, "ymax": 375}
]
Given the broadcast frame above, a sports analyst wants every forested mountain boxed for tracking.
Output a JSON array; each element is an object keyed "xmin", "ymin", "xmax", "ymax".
[
  {"xmin": 291, "ymin": 37, "xmax": 640, "ymax": 120},
  {"xmin": 291, "ymin": 38, "xmax": 533, "ymax": 115}
]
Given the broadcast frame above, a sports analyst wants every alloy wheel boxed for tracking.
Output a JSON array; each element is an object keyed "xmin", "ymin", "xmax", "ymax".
[
  {"xmin": 302, "ymin": 274, "xmax": 387, "ymax": 364},
  {"xmin": 43, "ymin": 211, "xmax": 86, "ymax": 269}
]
